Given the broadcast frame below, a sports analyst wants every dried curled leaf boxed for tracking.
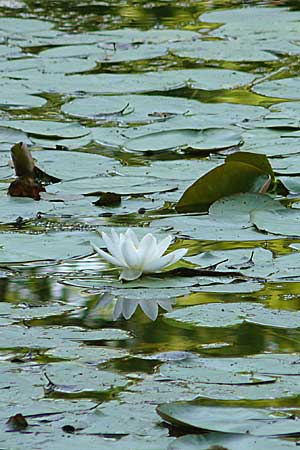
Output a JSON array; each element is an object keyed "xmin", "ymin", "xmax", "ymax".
[{"xmin": 8, "ymin": 142, "xmax": 60, "ymax": 200}]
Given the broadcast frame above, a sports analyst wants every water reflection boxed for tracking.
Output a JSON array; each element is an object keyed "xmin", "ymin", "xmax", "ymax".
[{"xmin": 84, "ymin": 292, "xmax": 175, "ymax": 321}]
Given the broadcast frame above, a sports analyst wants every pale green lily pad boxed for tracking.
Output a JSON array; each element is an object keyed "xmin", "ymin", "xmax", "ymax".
[
  {"xmin": 0, "ymin": 17, "xmax": 53, "ymax": 33},
  {"xmin": 251, "ymin": 208, "xmax": 300, "ymax": 237},
  {"xmin": 190, "ymin": 353, "xmax": 300, "ymax": 376},
  {"xmin": 47, "ymin": 175, "xmax": 179, "ymax": 196},
  {"xmin": 19, "ymin": 68, "xmax": 255, "ymax": 95},
  {"xmin": 18, "ymin": 27, "xmax": 200, "ymax": 48},
  {"xmin": 252, "ymin": 77, "xmax": 300, "ymax": 100},
  {"xmin": 272, "ymin": 155, "xmax": 300, "ymax": 175},
  {"xmin": 0, "ymin": 56, "xmax": 97, "ymax": 74},
  {"xmin": 45, "ymin": 345, "xmax": 129, "ymax": 363},
  {"xmin": 173, "ymin": 40, "xmax": 277, "ymax": 62},
  {"xmin": 0, "ymin": 120, "xmax": 89, "ymax": 138},
  {"xmin": 169, "ymin": 434, "xmax": 294, "ymax": 450},
  {"xmin": 154, "ymin": 194, "xmax": 283, "ymax": 241},
  {"xmin": 270, "ymin": 253, "xmax": 300, "ymax": 281},
  {"xmin": 0, "ymin": 89, "xmax": 46, "ymax": 108},
  {"xmin": 209, "ymin": 193, "xmax": 282, "ymax": 223},
  {"xmin": 40, "ymin": 42, "xmax": 168, "ymax": 63},
  {"xmin": 0, "ymin": 325, "xmax": 130, "ymax": 349},
  {"xmin": 0, "ymin": 44, "xmax": 22, "ymax": 58},
  {"xmin": 159, "ymin": 362, "xmax": 274, "ymax": 385},
  {"xmin": 279, "ymin": 176, "xmax": 300, "ymax": 192},
  {"xmin": 248, "ymin": 102, "xmax": 300, "ymax": 130},
  {"xmin": 31, "ymin": 134, "xmax": 92, "ymax": 150},
  {"xmin": 33, "ymin": 150, "xmax": 118, "ymax": 180},
  {"xmin": 186, "ymin": 7, "xmax": 300, "ymax": 64},
  {"xmin": 0, "ymin": 197, "xmax": 53, "ymax": 224},
  {"xmin": 64, "ymin": 96, "xmax": 265, "ymax": 128},
  {"xmin": 157, "ymin": 403, "xmax": 300, "ymax": 436},
  {"xmin": 242, "ymin": 128, "xmax": 300, "ymax": 157},
  {"xmin": 0, "ymin": 125, "xmax": 30, "ymax": 144},
  {"xmin": 62, "ymin": 95, "xmax": 265, "ymax": 125},
  {"xmin": 0, "ymin": 231, "xmax": 97, "ymax": 263},
  {"xmin": 191, "ymin": 281, "xmax": 264, "ymax": 294},
  {"xmin": 61, "ymin": 272, "xmax": 238, "ymax": 290},
  {"xmin": 165, "ymin": 302, "xmax": 300, "ymax": 329},
  {"xmin": 153, "ymin": 214, "xmax": 276, "ymax": 241},
  {"xmin": 186, "ymin": 247, "xmax": 274, "ymax": 279},
  {"xmin": 125, "ymin": 127, "xmax": 241, "ymax": 153},
  {"xmin": 45, "ymin": 361, "xmax": 128, "ymax": 393}
]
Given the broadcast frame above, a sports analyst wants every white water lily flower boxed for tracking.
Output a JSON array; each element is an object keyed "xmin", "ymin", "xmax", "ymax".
[{"xmin": 91, "ymin": 229, "xmax": 187, "ymax": 281}]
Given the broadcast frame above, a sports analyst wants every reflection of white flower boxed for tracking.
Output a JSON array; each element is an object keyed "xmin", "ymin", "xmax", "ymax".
[
  {"xmin": 96, "ymin": 292, "xmax": 175, "ymax": 321},
  {"xmin": 91, "ymin": 229, "xmax": 187, "ymax": 281}
]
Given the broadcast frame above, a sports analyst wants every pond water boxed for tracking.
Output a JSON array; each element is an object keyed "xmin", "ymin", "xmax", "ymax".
[{"xmin": 2, "ymin": 0, "xmax": 300, "ymax": 448}]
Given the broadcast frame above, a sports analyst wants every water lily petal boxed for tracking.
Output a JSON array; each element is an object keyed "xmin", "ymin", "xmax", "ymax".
[
  {"xmin": 140, "ymin": 299, "xmax": 159, "ymax": 321},
  {"xmin": 155, "ymin": 235, "xmax": 173, "ymax": 258},
  {"xmin": 144, "ymin": 248, "xmax": 187, "ymax": 272},
  {"xmin": 137, "ymin": 233, "xmax": 158, "ymax": 267},
  {"xmin": 90, "ymin": 241, "xmax": 121, "ymax": 267},
  {"xmin": 119, "ymin": 267, "xmax": 143, "ymax": 281},
  {"xmin": 164, "ymin": 248, "xmax": 188, "ymax": 266},
  {"xmin": 121, "ymin": 238, "xmax": 140, "ymax": 268},
  {"xmin": 102, "ymin": 231, "xmax": 127, "ymax": 266},
  {"xmin": 125, "ymin": 228, "xmax": 139, "ymax": 248}
]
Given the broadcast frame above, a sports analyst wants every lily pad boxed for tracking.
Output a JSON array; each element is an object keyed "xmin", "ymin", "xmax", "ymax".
[
  {"xmin": 251, "ymin": 208, "xmax": 300, "ymax": 237},
  {"xmin": 0, "ymin": 231, "xmax": 97, "ymax": 263},
  {"xmin": 0, "ymin": 120, "xmax": 89, "ymax": 139},
  {"xmin": 252, "ymin": 77, "xmax": 300, "ymax": 100},
  {"xmin": 33, "ymin": 150, "xmax": 118, "ymax": 180},
  {"xmin": 62, "ymin": 95, "xmax": 266, "ymax": 126},
  {"xmin": 158, "ymin": 402, "xmax": 300, "ymax": 436},
  {"xmin": 164, "ymin": 302, "xmax": 300, "ymax": 329},
  {"xmin": 169, "ymin": 434, "xmax": 295, "ymax": 450},
  {"xmin": 242, "ymin": 128, "xmax": 300, "ymax": 157},
  {"xmin": 0, "ymin": 197, "xmax": 53, "ymax": 224},
  {"xmin": 125, "ymin": 127, "xmax": 241, "ymax": 153}
]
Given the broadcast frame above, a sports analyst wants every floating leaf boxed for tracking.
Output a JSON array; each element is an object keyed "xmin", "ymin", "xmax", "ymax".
[
  {"xmin": 169, "ymin": 434, "xmax": 295, "ymax": 450},
  {"xmin": 125, "ymin": 127, "xmax": 241, "ymax": 153},
  {"xmin": 251, "ymin": 208, "xmax": 300, "ymax": 237},
  {"xmin": 0, "ymin": 231, "xmax": 97, "ymax": 263},
  {"xmin": 164, "ymin": 302, "xmax": 300, "ymax": 329},
  {"xmin": 157, "ymin": 402, "xmax": 300, "ymax": 436}
]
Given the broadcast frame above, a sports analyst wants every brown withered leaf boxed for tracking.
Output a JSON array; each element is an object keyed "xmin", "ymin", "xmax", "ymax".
[
  {"xmin": 8, "ymin": 142, "xmax": 61, "ymax": 200},
  {"xmin": 6, "ymin": 413, "xmax": 28, "ymax": 430}
]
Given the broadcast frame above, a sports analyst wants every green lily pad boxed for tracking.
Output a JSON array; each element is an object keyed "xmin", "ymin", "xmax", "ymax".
[
  {"xmin": 40, "ymin": 42, "xmax": 168, "ymax": 63},
  {"xmin": 169, "ymin": 434, "xmax": 295, "ymax": 450},
  {"xmin": 0, "ymin": 120, "xmax": 89, "ymax": 138},
  {"xmin": 47, "ymin": 175, "xmax": 179, "ymax": 196},
  {"xmin": 0, "ymin": 231, "xmax": 97, "ymax": 263},
  {"xmin": 252, "ymin": 78, "xmax": 300, "ymax": 100},
  {"xmin": 164, "ymin": 302, "xmax": 300, "ymax": 329},
  {"xmin": 18, "ymin": 68, "xmax": 255, "ymax": 95},
  {"xmin": 33, "ymin": 150, "xmax": 118, "ymax": 180},
  {"xmin": 125, "ymin": 127, "xmax": 241, "ymax": 153},
  {"xmin": 242, "ymin": 128, "xmax": 300, "ymax": 157},
  {"xmin": 62, "ymin": 95, "xmax": 266, "ymax": 126},
  {"xmin": 158, "ymin": 402, "xmax": 300, "ymax": 436},
  {"xmin": 251, "ymin": 208, "xmax": 300, "ymax": 237},
  {"xmin": 0, "ymin": 197, "xmax": 53, "ymax": 224}
]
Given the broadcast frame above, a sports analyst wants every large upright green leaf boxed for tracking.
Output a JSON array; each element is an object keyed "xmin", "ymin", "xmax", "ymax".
[{"xmin": 176, "ymin": 161, "xmax": 270, "ymax": 213}]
